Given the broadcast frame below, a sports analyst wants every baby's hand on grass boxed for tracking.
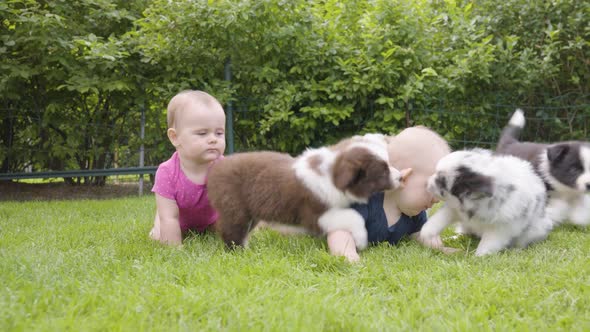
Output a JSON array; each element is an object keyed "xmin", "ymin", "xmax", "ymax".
[
  {"xmin": 414, "ymin": 233, "xmax": 460, "ymax": 254},
  {"xmin": 327, "ymin": 230, "xmax": 361, "ymax": 263},
  {"xmin": 416, "ymin": 231, "xmax": 442, "ymax": 248},
  {"xmin": 342, "ymin": 251, "xmax": 361, "ymax": 263}
]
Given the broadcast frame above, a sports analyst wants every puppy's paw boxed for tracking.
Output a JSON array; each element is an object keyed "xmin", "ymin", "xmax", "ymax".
[
  {"xmin": 569, "ymin": 201, "xmax": 590, "ymax": 226},
  {"xmin": 352, "ymin": 227, "xmax": 368, "ymax": 250},
  {"xmin": 475, "ymin": 246, "xmax": 500, "ymax": 256},
  {"xmin": 474, "ymin": 249, "xmax": 490, "ymax": 257}
]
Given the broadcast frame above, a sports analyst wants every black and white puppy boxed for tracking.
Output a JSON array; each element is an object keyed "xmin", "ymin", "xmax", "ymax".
[
  {"xmin": 496, "ymin": 109, "xmax": 590, "ymax": 226},
  {"xmin": 419, "ymin": 149, "xmax": 553, "ymax": 256}
]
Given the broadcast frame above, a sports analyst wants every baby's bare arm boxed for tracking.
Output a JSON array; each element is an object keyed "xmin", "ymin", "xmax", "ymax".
[
  {"xmin": 327, "ymin": 230, "xmax": 360, "ymax": 263},
  {"xmin": 153, "ymin": 194, "xmax": 182, "ymax": 246}
]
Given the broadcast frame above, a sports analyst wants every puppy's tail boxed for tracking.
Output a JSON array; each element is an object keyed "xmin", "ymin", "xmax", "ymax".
[{"xmin": 497, "ymin": 109, "xmax": 525, "ymax": 152}]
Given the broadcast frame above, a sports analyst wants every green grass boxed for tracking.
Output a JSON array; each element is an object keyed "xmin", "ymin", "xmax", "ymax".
[{"xmin": 1, "ymin": 197, "xmax": 589, "ymax": 331}]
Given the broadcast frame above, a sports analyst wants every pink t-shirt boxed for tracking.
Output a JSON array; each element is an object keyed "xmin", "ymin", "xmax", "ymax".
[{"xmin": 152, "ymin": 152, "xmax": 219, "ymax": 232}]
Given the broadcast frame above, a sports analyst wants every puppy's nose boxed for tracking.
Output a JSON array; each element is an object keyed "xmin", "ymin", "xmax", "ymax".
[
  {"xmin": 426, "ymin": 178, "xmax": 436, "ymax": 194},
  {"xmin": 586, "ymin": 183, "xmax": 590, "ymax": 191}
]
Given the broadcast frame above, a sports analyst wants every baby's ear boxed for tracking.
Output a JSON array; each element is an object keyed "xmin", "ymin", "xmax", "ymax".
[
  {"xmin": 167, "ymin": 128, "xmax": 179, "ymax": 147},
  {"xmin": 400, "ymin": 168, "xmax": 413, "ymax": 181}
]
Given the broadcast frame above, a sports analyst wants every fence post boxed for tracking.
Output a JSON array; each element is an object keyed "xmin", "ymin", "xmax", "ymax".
[
  {"xmin": 224, "ymin": 58, "xmax": 235, "ymax": 154},
  {"xmin": 138, "ymin": 98, "xmax": 146, "ymax": 195},
  {"xmin": 406, "ymin": 100, "xmax": 412, "ymax": 128},
  {"xmin": 7, "ymin": 108, "xmax": 13, "ymax": 172}
]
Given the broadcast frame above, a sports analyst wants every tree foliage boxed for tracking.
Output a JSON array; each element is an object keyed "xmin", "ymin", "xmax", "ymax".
[
  {"xmin": 1, "ymin": 0, "xmax": 588, "ymax": 178},
  {"xmin": 0, "ymin": 0, "xmax": 149, "ymax": 182}
]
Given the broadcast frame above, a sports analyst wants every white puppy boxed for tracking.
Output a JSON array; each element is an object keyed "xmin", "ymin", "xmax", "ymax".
[{"xmin": 419, "ymin": 149, "xmax": 553, "ymax": 256}]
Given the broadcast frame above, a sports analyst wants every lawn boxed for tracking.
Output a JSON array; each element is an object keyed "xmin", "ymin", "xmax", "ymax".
[{"xmin": 1, "ymin": 196, "xmax": 589, "ymax": 331}]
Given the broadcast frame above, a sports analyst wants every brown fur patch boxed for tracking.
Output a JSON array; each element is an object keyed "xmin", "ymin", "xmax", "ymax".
[
  {"xmin": 207, "ymin": 139, "xmax": 395, "ymax": 249},
  {"xmin": 207, "ymin": 151, "xmax": 328, "ymax": 248},
  {"xmin": 332, "ymin": 147, "xmax": 393, "ymax": 198}
]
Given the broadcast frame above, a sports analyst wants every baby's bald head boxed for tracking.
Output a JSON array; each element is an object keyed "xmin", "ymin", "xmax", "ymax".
[
  {"xmin": 167, "ymin": 90, "xmax": 224, "ymax": 129},
  {"xmin": 388, "ymin": 126, "xmax": 450, "ymax": 177}
]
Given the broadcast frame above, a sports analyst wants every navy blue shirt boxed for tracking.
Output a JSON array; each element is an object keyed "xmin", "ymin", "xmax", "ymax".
[{"xmin": 351, "ymin": 192, "xmax": 428, "ymax": 245}]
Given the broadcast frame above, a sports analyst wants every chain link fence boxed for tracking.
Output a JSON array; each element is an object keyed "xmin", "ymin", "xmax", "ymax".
[{"xmin": 1, "ymin": 95, "xmax": 589, "ymax": 184}]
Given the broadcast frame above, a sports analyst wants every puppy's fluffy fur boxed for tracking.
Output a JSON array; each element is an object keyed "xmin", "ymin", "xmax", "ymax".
[
  {"xmin": 207, "ymin": 134, "xmax": 401, "ymax": 249},
  {"xmin": 496, "ymin": 109, "xmax": 590, "ymax": 226},
  {"xmin": 419, "ymin": 149, "xmax": 553, "ymax": 256}
]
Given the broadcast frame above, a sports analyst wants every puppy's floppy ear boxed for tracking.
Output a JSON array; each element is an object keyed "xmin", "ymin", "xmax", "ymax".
[
  {"xmin": 434, "ymin": 174, "xmax": 447, "ymax": 192},
  {"xmin": 547, "ymin": 144, "xmax": 570, "ymax": 163},
  {"xmin": 332, "ymin": 152, "xmax": 364, "ymax": 190},
  {"xmin": 450, "ymin": 166, "xmax": 494, "ymax": 199}
]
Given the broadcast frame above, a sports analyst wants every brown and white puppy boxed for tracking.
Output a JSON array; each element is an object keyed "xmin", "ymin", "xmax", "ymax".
[
  {"xmin": 496, "ymin": 109, "xmax": 590, "ymax": 226},
  {"xmin": 207, "ymin": 134, "xmax": 403, "ymax": 249}
]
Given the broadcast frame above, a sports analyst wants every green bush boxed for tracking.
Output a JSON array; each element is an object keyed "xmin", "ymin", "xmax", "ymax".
[{"xmin": 1, "ymin": 0, "xmax": 588, "ymax": 174}]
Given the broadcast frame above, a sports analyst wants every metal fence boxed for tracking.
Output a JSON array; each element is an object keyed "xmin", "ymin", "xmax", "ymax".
[
  {"xmin": 2, "ymin": 81, "xmax": 589, "ymax": 195},
  {"xmin": 229, "ymin": 95, "xmax": 590, "ymax": 151},
  {"xmin": 1, "ymin": 99, "xmax": 589, "ymax": 183}
]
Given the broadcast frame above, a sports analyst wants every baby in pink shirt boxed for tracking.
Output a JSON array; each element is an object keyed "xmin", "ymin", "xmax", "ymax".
[
  {"xmin": 151, "ymin": 151, "xmax": 218, "ymax": 232},
  {"xmin": 149, "ymin": 90, "xmax": 226, "ymax": 245}
]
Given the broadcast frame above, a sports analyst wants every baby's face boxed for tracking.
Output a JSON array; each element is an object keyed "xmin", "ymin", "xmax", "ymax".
[
  {"xmin": 394, "ymin": 171, "xmax": 439, "ymax": 217},
  {"xmin": 173, "ymin": 102, "xmax": 226, "ymax": 164}
]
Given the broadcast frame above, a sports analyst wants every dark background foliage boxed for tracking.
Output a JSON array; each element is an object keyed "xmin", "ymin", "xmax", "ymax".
[{"xmin": 1, "ymin": 0, "xmax": 588, "ymax": 183}]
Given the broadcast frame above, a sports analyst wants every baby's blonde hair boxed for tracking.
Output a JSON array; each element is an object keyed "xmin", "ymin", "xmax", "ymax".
[
  {"xmin": 388, "ymin": 126, "xmax": 450, "ymax": 175},
  {"xmin": 166, "ymin": 90, "xmax": 223, "ymax": 128}
]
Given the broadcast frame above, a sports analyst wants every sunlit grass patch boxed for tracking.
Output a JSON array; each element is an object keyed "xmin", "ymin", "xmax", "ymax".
[{"xmin": 1, "ymin": 197, "xmax": 588, "ymax": 331}]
